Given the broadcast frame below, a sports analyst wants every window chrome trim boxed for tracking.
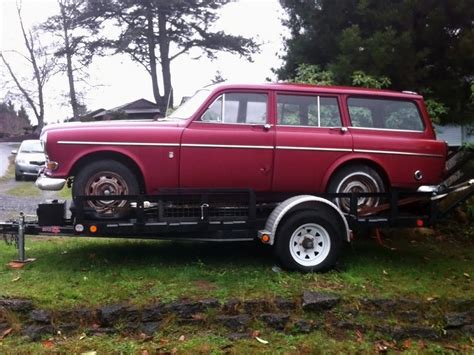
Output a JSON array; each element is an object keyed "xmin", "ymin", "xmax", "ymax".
[
  {"xmin": 354, "ymin": 148, "xmax": 444, "ymax": 158},
  {"xmin": 192, "ymin": 120, "xmax": 269, "ymax": 126},
  {"xmin": 57, "ymin": 141, "xmax": 179, "ymax": 147},
  {"xmin": 349, "ymin": 126, "xmax": 424, "ymax": 133},
  {"xmin": 182, "ymin": 143, "xmax": 273, "ymax": 150},
  {"xmin": 276, "ymin": 146, "xmax": 352, "ymax": 153}
]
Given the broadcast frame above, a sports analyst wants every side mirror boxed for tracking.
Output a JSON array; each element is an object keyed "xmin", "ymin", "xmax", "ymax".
[{"xmin": 11, "ymin": 150, "xmax": 18, "ymax": 155}]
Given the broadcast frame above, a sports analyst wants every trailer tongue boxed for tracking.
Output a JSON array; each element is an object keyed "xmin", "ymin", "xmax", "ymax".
[{"xmin": 1, "ymin": 180, "xmax": 474, "ymax": 272}]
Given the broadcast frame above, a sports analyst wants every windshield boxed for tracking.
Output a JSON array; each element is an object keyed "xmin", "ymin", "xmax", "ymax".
[
  {"xmin": 20, "ymin": 140, "xmax": 43, "ymax": 153},
  {"xmin": 168, "ymin": 89, "xmax": 211, "ymax": 120}
]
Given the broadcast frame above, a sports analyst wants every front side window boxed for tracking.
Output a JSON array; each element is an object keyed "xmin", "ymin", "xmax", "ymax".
[
  {"xmin": 200, "ymin": 92, "xmax": 267, "ymax": 124},
  {"xmin": 277, "ymin": 94, "xmax": 341, "ymax": 127},
  {"xmin": 348, "ymin": 97, "xmax": 424, "ymax": 131}
]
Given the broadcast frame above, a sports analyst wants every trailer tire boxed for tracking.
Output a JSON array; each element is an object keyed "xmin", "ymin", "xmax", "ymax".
[
  {"xmin": 72, "ymin": 160, "xmax": 139, "ymax": 219},
  {"xmin": 275, "ymin": 209, "xmax": 342, "ymax": 272}
]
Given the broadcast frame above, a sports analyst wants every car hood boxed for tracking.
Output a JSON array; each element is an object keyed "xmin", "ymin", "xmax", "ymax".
[
  {"xmin": 16, "ymin": 152, "xmax": 46, "ymax": 162},
  {"xmin": 41, "ymin": 119, "xmax": 184, "ymax": 135}
]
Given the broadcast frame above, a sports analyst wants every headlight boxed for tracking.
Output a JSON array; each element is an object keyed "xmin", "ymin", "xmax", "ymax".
[
  {"xmin": 40, "ymin": 131, "xmax": 48, "ymax": 154},
  {"xmin": 16, "ymin": 159, "xmax": 26, "ymax": 164}
]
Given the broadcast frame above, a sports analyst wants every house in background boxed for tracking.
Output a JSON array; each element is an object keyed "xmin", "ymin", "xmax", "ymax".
[
  {"xmin": 72, "ymin": 99, "xmax": 162, "ymax": 122},
  {"xmin": 434, "ymin": 124, "xmax": 474, "ymax": 147}
]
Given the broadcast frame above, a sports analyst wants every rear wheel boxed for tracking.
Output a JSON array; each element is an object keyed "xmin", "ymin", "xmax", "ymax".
[
  {"xmin": 72, "ymin": 160, "xmax": 139, "ymax": 218},
  {"xmin": 275, "ymin": 210, "xmax": 343, "ymax": 272},
  {"xmin": 328, "ymin": 164, "xmax": 385, "ymax": 213}
]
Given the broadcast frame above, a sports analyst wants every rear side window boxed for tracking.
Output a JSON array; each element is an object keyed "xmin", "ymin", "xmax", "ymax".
[
  {"xmin": 348, "ymin": 98, "xmax": 424, "ymax": 131},
  {"xmin": 277, "ymin": 94, "xmax": 341, "ymax": 127},
  {"xmin": 200, "ymin": 92, "xmax": 267, "ymax": 124}
]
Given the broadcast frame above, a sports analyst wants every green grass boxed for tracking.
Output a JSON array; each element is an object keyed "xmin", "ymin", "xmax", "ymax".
[
  {"xmin": 6, "ymin": 181, "xmax": 41, "ymax": 197},
  {"xmin": 0, "ymin": 223, "xmax": 472, "ymax": 310},
  {"xmin": 0, "ymin": 156, "xmax": 16, "ymax": 182}
]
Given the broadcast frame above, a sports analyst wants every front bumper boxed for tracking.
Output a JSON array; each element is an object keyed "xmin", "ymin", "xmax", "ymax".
[{"xmin": 35, "ymin": 173, "xmax": 66, "ymax": 191}]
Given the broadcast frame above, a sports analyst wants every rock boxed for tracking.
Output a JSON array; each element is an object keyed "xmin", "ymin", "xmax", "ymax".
[
  {"xmin": 259, "ymin": 313, "xmax": 289, "ymax": 330},
  {"xmin": 141, "ymin": 321, "xmax": 160, "ymax": 336},
  {"xmin": 88, "ymin": 327, "xmax": 116, "ymax": 335},
  {"xmin": 243, "ymin": 299, "xmax": 272, "ymax": 313},
  {"xmin": 30, "ymin": 309, "xmax": 51, "ymax": 324},
  {"xmin": 98, "ymin": 304, "xmax": 138, "ymax": 326},
  {"xmin": 293, "ymin": 319, "xmax": 313, "ymax": 333},
  {"xmin": 223, "ymin": 299, "xmax": 241, "ymax": 315},
  {"xmin": 22, "ymin": 324, "xmax": 55, "ymax": 341},
  {"xmin": 361, "ymin": 298, "xmax": 397, "ymax": 310},
  {"xmin": 61, "ymin": 308, "xmax": 95, "ymax": 324},
  {"xmin": 336, "ymin": 320, "xmax": 366, "ymax": 331},
  {"xmin": 391, "ymin": 326, "xmax": 439, "ymax": 340},
  {"xmin": 141, "ymin": 303, "xmax": 164, "ymax": 322},
  {"xmin": 302, "ymin": 291, "xmax": 341, "ymax": 311},
  {"xmin": 450, "ymin": 299, "xmax": 474, "ymax": 311},
  {"xmin": 274, "ymin": 297, "xmax": 296, "ymax": 311},
  {"xmin": 216, "ymin": 314, "xmax": 250, "ymax": 332},
  {"xmin": 165, "ymin": 299, "xmax": 219, "ymax": 318},
  {"xmin": 398, "ymin": 311, "xmax": 420, "ymax": 322},
  {"xmin": 58, "ymin": 323, "xmax": 78, "ymax": 333},
  {"xmin": 445, "ymin": 312, "xmax": 472, "ymax": 329},
  {"xmin": 461, "ymin": 325, "xmax": 474, "ymax": 336},
  {"xmin": 0, "ymin": 298, "xmax": 33, "ymax": 312}
]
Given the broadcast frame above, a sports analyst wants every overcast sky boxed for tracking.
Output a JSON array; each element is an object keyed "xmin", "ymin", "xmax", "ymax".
[{"xmin": 0, "ymin": 0, "xmax": 287, "ymax": 124}]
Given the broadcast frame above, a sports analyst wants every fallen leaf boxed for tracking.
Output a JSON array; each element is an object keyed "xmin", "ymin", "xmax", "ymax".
[
  {"xmin": 81, "ymin": 352, "xmax": 97, "ymax": 355},
  {"xmin": 444, "ymin": 344, "xmax": 460, "ymax": 351},
  {"xmin": 255, "ymin": 336, "xmax": 269, "ymax": 344},
  {"xmin": 382, "ymin": 270, "xmax": 388, "ymax": 275},
  {"xmin": 355, "ymin": 329, "xmax": 364, "ymax": 343},
  {"xmin": 141, "ymin": 350, "xmax": 149, "ymax": 355},
  {"xmin": 251, "ymin": 330, "xmax": 260, "ymax": 338},
  {"xmin": 463, "ymin": 273, "xmax": 470, "ymax": 279},
  {"xmin": 403, "ymin": 339, "xmax": 412, "ymax": 349},
  {"xmin": 12, "ymin": 276, "xmax": 21, "ymax": 282},
  {"xmin": 0, "ymin": 328, "xmax": 12, "ymax": 340},
  {"xmin": 178, "ymin": 335, "xmax": 185, "ymax": 342},
  {"xmin": 42, "ymin": 340, "xmax": 54, "ymax": 349},
  {"xmin": 171, "ymin": 348, "xmax": 178, "ymax": 354},
  {"xmin": 79, "ymin": 333, "xmax": 87, "ymax": 340}
]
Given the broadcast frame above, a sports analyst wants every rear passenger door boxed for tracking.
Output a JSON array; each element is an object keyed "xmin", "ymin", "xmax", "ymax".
[{"xmin": 273, "ymin": 92, "xmax": 352, "ymax": 192}]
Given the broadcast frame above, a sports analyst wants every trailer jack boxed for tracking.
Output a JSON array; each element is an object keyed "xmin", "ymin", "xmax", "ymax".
[{"xmin": 7, "ymin": 213, "xmax": 35, "ymax": 268}]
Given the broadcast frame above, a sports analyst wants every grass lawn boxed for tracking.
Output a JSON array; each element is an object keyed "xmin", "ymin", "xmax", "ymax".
[{"xmin": 1, "ymin": 223, "xmax": 472, "ymax": 310}]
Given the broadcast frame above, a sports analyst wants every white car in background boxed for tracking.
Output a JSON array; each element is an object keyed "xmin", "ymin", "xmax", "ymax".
[{"xmin": 13, "ymin": 140, "xmax": 46, "ymax": 181}]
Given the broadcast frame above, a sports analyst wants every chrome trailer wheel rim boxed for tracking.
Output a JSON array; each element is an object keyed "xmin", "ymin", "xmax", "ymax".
[{"xmin": 289, "ymin": 223, "xmax": 331, "ymax": 267}]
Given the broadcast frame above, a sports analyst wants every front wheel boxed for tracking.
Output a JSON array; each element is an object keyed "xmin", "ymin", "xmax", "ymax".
[
  {"xmin": 274, "ymin": 210, "xmax": 343, "ymax": 272},
  {"xmin": 72, "ymin": 160, "xmax": 139, "ymax": 218}
]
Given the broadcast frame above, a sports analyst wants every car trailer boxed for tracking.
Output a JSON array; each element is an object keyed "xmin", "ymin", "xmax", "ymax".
[{"xmin": 2, "ymin": 177, "xmax": 473, "ymax": 272}]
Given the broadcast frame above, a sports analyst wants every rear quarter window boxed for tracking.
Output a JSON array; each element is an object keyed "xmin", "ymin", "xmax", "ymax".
[{"xmin": 348, "ymin": 97, "xmax": 424, "ymax": 131}]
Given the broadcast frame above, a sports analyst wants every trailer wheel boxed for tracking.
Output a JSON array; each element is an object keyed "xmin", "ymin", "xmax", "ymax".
[
  {"xmin": 72, "ymin": 160, "xmax": 139, "ymax": 218},
  {"xmin": 275, "ymin": 210, "xmax": 342, "ymax": 272}
]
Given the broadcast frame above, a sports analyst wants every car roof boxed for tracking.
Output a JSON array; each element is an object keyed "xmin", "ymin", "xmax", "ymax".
[{"xmin": 208, "ymin": 82, "xmax": 423, "ymax": 100}]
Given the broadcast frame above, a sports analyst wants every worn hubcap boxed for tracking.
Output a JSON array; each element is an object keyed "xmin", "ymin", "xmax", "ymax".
[
  {"xmin": 84, "ymin": 171, "xmax": 129, "ymax": 215},
  {"xmin": 336, "ymin": 172, "xmax": 381, "ymax": 213}
]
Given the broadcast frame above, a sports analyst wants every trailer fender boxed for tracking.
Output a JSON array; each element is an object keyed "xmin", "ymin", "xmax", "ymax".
[{"xmin": 258, "ymin": 195, "xmax": 351, "ymax": 245}]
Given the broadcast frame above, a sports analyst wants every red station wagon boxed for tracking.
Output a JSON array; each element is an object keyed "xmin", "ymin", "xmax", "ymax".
[{"xmin": 37, "ymin": 83, "xmax": 447, "ymax": 216}]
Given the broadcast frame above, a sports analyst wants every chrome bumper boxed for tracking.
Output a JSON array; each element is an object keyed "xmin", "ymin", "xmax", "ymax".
[{"xmin": 35, "ymin": 174, "xmax": 66, "ymax": 191}]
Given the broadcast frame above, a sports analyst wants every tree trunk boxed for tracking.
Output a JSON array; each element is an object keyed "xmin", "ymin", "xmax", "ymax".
[
  {"xmin": 145, "ymin": 3, "xmax": 163, "ymax": 111},
  {"xmin": 61, "ymin": 2, "xmax": 79, "ymax": 119},
  {"xmin": 158, "ymin": 7, "xmax": 173, "ymax": 114}
]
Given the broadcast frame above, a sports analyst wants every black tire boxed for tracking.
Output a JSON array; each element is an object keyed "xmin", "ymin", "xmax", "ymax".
[
  {"xmin": 15, "ymin": 172, "xmax": 21, "ymax": 181},
  {"xmin": 274, "ymin": 209, "xmax": 343, "ymax": 272},
  {"xmin": 327, "ymin": 164, "xmax": 385, "ymax": 213},
  {"xmin": 72, "ymin": 160, "xmax": 139, "ymax": 219}
]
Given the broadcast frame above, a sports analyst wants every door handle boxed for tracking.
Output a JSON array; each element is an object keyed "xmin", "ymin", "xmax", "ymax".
[{"xmin": 263, "ymin": 123, "xmax": 273, "ymax": 131}]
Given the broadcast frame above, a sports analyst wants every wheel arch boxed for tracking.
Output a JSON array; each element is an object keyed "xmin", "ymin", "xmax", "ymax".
[
  {"xmin": 322, "ymin": 157, "xmax": 391, "ymax": 192},
  {"xmin": 261, "ymin": 195, "xmax": 351, "ymax": 245},
  {"xmin": 70, "ymin": 151, "xmax": 146, "ymax": 193}
]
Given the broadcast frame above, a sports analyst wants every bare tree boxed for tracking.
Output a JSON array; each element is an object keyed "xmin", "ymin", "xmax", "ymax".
[
  {"xmin": 41, "ymin": 0, "xmax": 100, "ymax": 120},
  {"xmin": 0, "ymin": 3, "xmax": 58, "ymax": 133}
]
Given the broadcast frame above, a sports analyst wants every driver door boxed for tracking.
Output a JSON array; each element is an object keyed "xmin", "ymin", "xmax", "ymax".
[{"xmin": 180, "ymin": 90, "xmax": 275, "ymax": 191}]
